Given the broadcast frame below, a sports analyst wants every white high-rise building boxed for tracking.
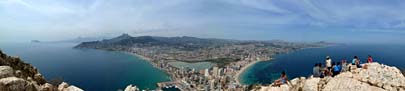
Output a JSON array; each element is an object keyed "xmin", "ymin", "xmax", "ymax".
[
  {"xmin": 218, "ymin": 68, "xmax": 223, "ymax": 77},
  {"xmin": 210, "ymin": 79, "xmax": 216, "ymax": 90},
  {"xmin": 204, "ymin": 69, "xmax": 210, "ymax": 77},
  {"xmin": 213, "ymin": 66, "xmax": 218, "ymax": 77}
]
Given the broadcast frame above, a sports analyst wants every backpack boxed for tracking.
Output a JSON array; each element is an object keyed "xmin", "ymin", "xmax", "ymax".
[{"xmin": 333, "ymin": 66, "xmax": 339, "ymax": 71}]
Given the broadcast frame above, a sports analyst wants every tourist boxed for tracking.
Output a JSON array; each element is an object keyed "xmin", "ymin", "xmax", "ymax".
[
  {"xmin": 313, "ymin": 63, "xmax": 321, "ymax": 77},
  {"xmin": 331, "ymin": 62, "xmax": 336, "ymax": 76},
  {"xmin": 355, "ymin": 57, "xmax": 361, "ymax": 68},
  {"xmin": 326, "ymin": 56, "xmax": 332, "ymax": 71},
  {"xmin": 324, "ymin": 67, "xmax": 332, "ymax": 77},
  {"xmin": 341, "ymin": 60, "xmax": 347, "ymax": 72},
  {"xmin": 352, "ymin": 56, "xmax": 358, "ymax": 65},
  {"xmin": 273, "ymin": 71, "xmax": 288, "ymax": 86},
  {"xmin": 367, "ymin": 55, "xmax": 373, "ymax": 63},
  {"xmin": 332, "ymin": 62, "xmax": 341, "ymax": 77},
  {"xmin": 318, "ymin": 63, "xmax": 325, "ymax": 78}
]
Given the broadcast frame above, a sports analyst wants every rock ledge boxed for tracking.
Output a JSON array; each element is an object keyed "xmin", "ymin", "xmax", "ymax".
[
  {"xmin": 0, "ymin": 50, "xmax": 83, "ymax": 91},
  {"xmin": 257, "ymin": 62, "xmax": 405, "ymax": 91}
]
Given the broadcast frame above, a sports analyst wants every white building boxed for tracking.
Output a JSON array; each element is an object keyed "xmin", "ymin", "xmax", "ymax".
[
  {"xmin": 212, "ymin": 66, "xmax": 218, "ymax": 77},
  {"xmin": 204, "ymin": 69, "xmax": 210, "ymax": 77}
]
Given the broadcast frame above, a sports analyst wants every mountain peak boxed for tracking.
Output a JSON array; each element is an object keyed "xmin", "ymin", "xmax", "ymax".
[
  {"xmin": 118, "ymin": 33, "xmax": 132, "ymax": 38},
  {"xmin": 112, "ymin": 33, "xmax": 132, "ymax": 40}
]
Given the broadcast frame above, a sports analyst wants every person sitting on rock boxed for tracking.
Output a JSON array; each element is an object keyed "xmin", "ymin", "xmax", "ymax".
[
  {"xmin": 355, "ymin": 57, "xmax": 361, "ymax": 68},
  {"xmin": 326, "ymin": 56, "xmax": 332, "ymax": 71},
  {"xmin": 325, "ymin": 66, "xmax": 333, "ymax": 77},
  {"xmin": 367, "ymin": 55, "xmax": 373, "ymax": 63},
  {"xmin": 313, "ymin": 63, "xmax": 321, "ymax": 77},
  {"xmin": 351, "ymin": 56, "xmax": 362, "ymax": 69},
  {"xmin": 341, "ymin": 60, "xmax": 347, "ymax": 72},
  {"xmin": 352, "ymin": 56, "xmax": 358, "ymax": 65},
  {"xmin": 332, "ymin": 62, "xmax": 342, "ymax": 77},
  {"xmin": 273, "ymin": 71, "xmax": 289, "ymax": 86},
  {"xmin": 319, "ymin": 63, "xmax": 326, "ymax": 78}
]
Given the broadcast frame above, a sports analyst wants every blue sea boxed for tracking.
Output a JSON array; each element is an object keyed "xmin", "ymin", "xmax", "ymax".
[
  {"xmin": 0, "ymin": 42, "xmax": 170, "ymax": 91},
  {"xmin": 239, "ymin": 44, "xmax": 405, "ymax": 85}
]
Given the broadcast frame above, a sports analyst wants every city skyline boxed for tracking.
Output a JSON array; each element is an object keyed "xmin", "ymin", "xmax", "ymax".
[{"xmin": 1, "ymin": 0, "xmax": 405, "ymax": 43}]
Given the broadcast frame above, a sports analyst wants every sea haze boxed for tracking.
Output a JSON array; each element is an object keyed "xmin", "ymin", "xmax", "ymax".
[
  {"xmin": 240, "ymin": 44, "xmax": 405, "ymax": 85},
  {"xmin": 0, "ymin": 42, "xmax": 170, "ymax": 91}
]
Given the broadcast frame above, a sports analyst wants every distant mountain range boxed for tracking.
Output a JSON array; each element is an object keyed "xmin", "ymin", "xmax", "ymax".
[{"xmin": 43, "ymin": 36, "xmax": 111, "ymax": 43}]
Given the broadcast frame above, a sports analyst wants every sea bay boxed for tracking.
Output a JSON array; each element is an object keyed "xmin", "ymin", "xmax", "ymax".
[
  {"xmin": 0, "ymin": 42, "xmax": 170, "ymax": 91},
  {"xmin": 239, "ymin": 44, "xmax": 405, "ymax": 85}
]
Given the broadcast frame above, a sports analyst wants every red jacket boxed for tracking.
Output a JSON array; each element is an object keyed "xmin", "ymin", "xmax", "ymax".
[{"xmin": 367, "ymin": 57, "xmax": 373, "ymax": 63}]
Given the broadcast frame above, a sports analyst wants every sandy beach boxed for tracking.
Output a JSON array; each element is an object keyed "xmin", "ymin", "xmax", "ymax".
[{"xmin": 235, "ymin": 60, "xmax": 261, "ymax": 85}]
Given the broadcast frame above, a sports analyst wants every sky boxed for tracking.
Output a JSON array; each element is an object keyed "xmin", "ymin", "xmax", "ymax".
[{"xmin": 1, "ymin": 0, "xmax": 405, "ymax": 43}]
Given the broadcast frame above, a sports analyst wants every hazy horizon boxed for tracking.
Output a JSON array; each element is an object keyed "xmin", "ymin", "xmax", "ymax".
[{"xmin": 1, "ymin": 0, "xmax": 405, "ymax": 44}]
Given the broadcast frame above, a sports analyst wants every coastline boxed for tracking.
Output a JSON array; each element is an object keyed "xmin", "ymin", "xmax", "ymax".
[
  {"xmin": 122, "ymin": 45, "xmax": 324, "ymax": 86},
  {"xmin": 127, "ymin": 50, "xmax": 264, "ymax": 86},
  {"xmin": 126, "ymin": 52, "xmax": 173, "ymax": 77},
  {"xmin": 235, "ymin": 59, "xmax": 269, "ymax": 85}
]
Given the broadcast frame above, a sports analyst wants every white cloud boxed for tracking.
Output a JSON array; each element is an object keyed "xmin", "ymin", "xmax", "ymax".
[{"xmin": 1, "ymin": 0, "xmax": 405, "ymax": 42}]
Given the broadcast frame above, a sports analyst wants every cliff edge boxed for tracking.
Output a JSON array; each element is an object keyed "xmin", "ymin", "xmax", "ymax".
[
  {"xmin": 0, "ymin": 50, "xmax": 83, "ymax": 91},
  {"xmin": 257, "ymin": 63, "xmax": 405, "ymax": 91}
]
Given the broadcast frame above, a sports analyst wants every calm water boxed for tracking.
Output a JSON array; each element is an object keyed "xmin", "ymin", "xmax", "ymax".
[
  {"xmin": 0, "ymin": 42, "xmax": 170, "ymax": 91},
  {"xmin": 240, "ymin": 44, "xmax": 405, "ymax": 85}
]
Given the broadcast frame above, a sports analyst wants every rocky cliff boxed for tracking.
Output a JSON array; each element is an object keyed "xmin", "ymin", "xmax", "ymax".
[
  {"xmin": 0, "ymin": 50, "xmax": 83, "ymax": 91},
  {"xmin": 257, "ymin": 63, "xmax": 405, "ymax": 91}
]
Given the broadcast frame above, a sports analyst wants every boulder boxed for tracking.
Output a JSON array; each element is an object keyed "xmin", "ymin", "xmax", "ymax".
[
  {"xmin": 0, "ymin": 77, "xmax": 36, "ymax": 91},
  {"xmin": 40, "ymin": 83, "xmax": 54, "ymax": 91},
  {"xmin": 0, "ymin": 66, "xmax": 14, "ymax": 78},
  {"xmin": 58, "ymin": 82, "xmax": 83, "ymax": 91},
  {"xmin": 124, "ymin": 84, "xmax": 140, "ymax": 91},
  {"xmin": 63, "ymin": 86, "xmax": 83, "ymax": 91},
  {"xmin": 58, "ymin": 82, "xmax": 69, "ymax": 91}
]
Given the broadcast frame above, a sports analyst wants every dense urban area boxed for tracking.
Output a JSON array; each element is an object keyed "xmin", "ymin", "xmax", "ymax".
[{"xmin": 75, "ymin": 34, "xmax": 327, "ymax": 90}]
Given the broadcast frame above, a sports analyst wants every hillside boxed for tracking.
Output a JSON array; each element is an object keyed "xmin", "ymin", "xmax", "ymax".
[
  {"xmin": 257, "ymin": 63, "xmax": 405, "ymax": 91},
  {"xmin": 0, "ymin": 50, "xmax": 83, "ymax": 91}
]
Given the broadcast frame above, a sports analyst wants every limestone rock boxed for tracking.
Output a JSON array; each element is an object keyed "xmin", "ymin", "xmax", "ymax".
[
  {"xmin": 0, "ymin": 51, "xmax": 83, "ymax": 91},
  {"xmin": 40, "ymin": 83, "xmax": 54, "ymax": 91},
  {"xmin": 0, "ymin": 66, "xmax": 14, "ymax": 78},
  {"xmin": 257, "ymin": 62, "xmax": 405, "ymax": 91},
  {"xmin": 323, "ymin": 77, "xmax": 385, "ymax": 91},
  {"xmin": 259, "ymin": 84, "xmax": 289, "ymax": 91},
  {"xmin": 0, "ymin": 77, "xmax": 36, "ymax": 91},
  {"xmin": 58, "ymin": 82, "xmax": 69, "ymax": 91},
  {"xmin": 302, "ymin": 78, "xmax": 320, "ymax": 91},
  {"xmin": 57, "ymin": 82, "xmax": 83, "ymax": 91},
  {"xmin": 124, "ymin": 84, "xmax": 140, "ymax": 91},
  {"xmin": 63, "ymin": 86, "xmax": 83, "ymax": 91}
]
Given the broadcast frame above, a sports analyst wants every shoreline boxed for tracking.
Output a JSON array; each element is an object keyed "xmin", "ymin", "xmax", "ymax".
[
  {"xmin": 234, "ymin": 46, "xmax": 337, "ymax": 85},
  {"xmin": 126, "ymin": 52, "xmax": 173, "ymax": 77},
  {"xmin": 122, "ymin": 45, "xmax": 323, "ymax": 86},
  {"xmin": 235, "ymin": 58, "xmax": 272, "ymax": 85}
]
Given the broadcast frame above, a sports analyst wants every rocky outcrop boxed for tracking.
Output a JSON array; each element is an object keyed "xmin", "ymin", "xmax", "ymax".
[
  {"xmin": 124, "ymin": 84, "xmax": 140, "ymax": 91},
  {"xmin": 0, "ymin": 50, "xmax": 83, "ymax": 91},
  {"xmin": 57, "ymin": 82, "xmax": 83, "ymax": 91},
  {"xmin": 257, "ymin": 62, "xmax": 405, "ymax": 91}
]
